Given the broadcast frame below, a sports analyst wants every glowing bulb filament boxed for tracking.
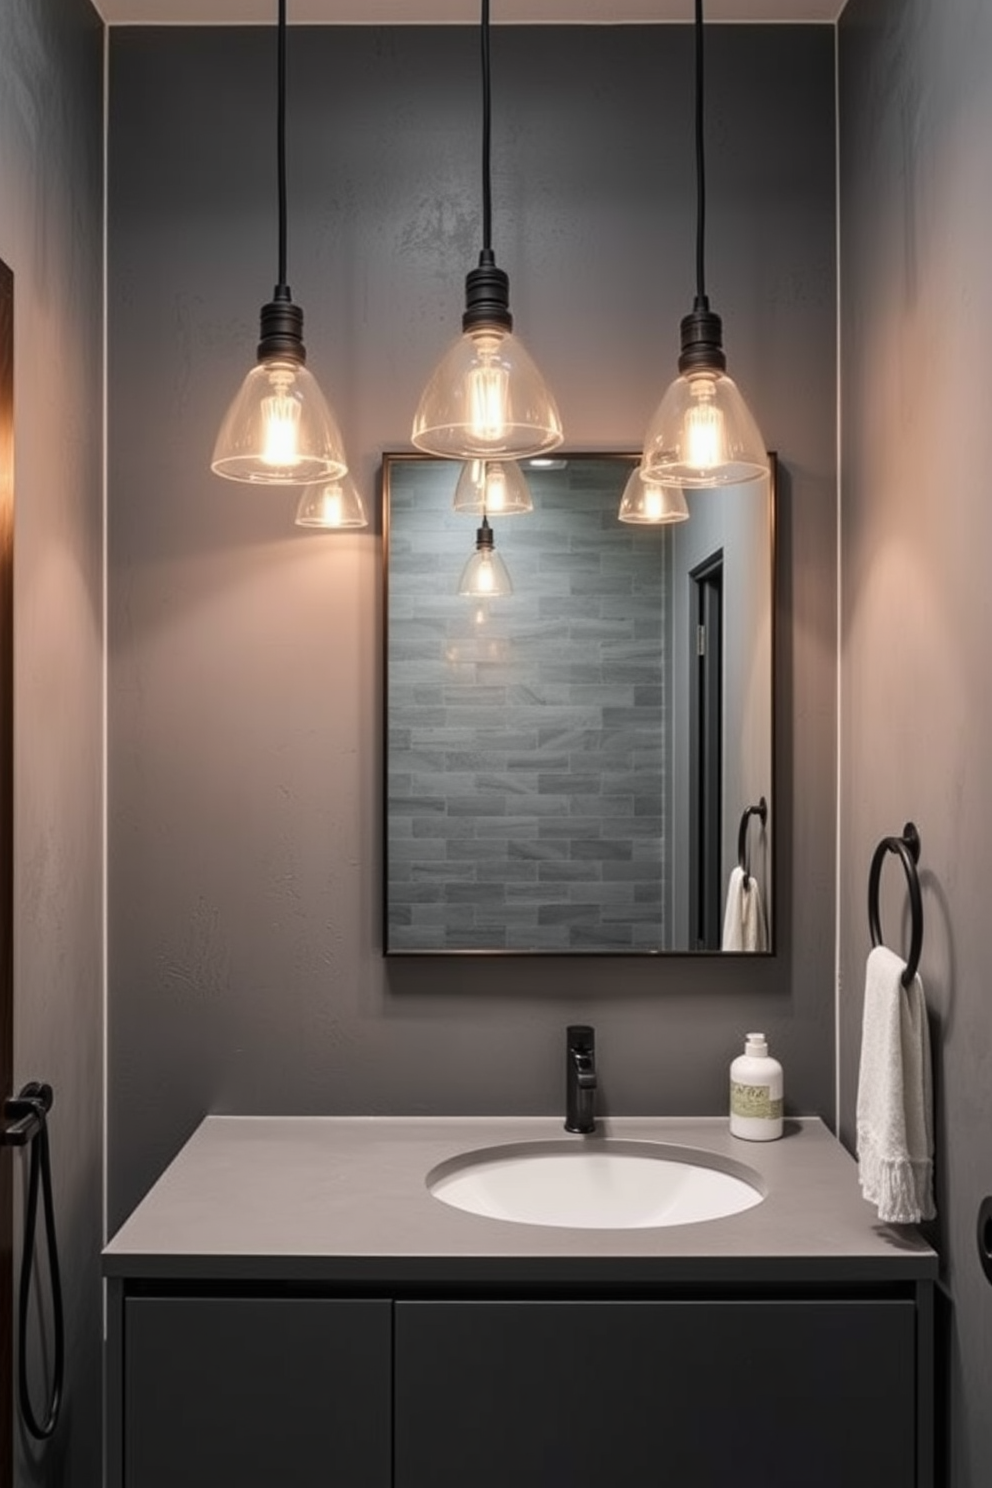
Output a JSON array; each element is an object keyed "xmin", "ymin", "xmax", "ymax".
[
  {"xmin": 317, "ymin": 485, "xmax": 344, "ymax": 526},
  {"xmin": 261, "ymin": 391, "xmax": 302, "ymax": 466},
  {"xmin": 643, "ymin": 483, "xmax": 664, "ymax": 521},
  {"xmin": 684, "ymin": 379, "xmax": 727, "ymax": 472},
  {"xmin": 474, "ymin": 555, "xmax": 497, "ymax": 594},
  {"xmin": 485, "ymin": 463, "xmax": 508, "ymax": 512},
  {"xmin": 468, "ymin": 363, "xmax": 509, "ymax": 444}
]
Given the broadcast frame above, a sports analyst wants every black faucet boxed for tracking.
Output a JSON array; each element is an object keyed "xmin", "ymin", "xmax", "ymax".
[{"xmin": 564, "ymin": 1024, "xmax": 597, "ymax": 1134}]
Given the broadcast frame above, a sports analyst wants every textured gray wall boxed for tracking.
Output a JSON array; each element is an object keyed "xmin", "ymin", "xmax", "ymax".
[
  {"xmin": 0, "ymin": 1, "xmax": 104, "ymax": 1484},
  {"xmin": 838, "ymin": 0, "xmax": 992, "ymax": 1481},
  {"xmin": 108, "ymin": 24, "xmax": 837, "ymax": 1231}
]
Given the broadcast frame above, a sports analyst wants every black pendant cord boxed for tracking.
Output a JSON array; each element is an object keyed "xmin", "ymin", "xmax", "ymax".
[
  {"xmin": 258, "ymin": 0, "xmax": 305, "ymax": 361},
  {"xmin": 693, "ymin": 0, "xmax": 707, "ymax": 311},
  {"xmin": 462, "ymin": 0, "xmax": 512, "ymax": 333},
  {"xmin": 276, "ymin": 0, "xmax": 288, "ymax": 292},
  {"xmin": 480, "ymin": 0, "xmax": 493, "ymax": 254},
  {"xmin": 677, "ymin": 0, "xmax": 724, "ymax": 376}
]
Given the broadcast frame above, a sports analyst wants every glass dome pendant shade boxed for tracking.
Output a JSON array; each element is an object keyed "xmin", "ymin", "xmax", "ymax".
[
  {"xmin": 211, "ymin": 297, "xmax": 348, "ymax": 486},
  {"xmin": 412, "ymin": 0, "xmax": 562, "ymax": 462},
  {"xmin": 294, "ymin": 469, "xmax": 367, "ymax": 528},
  {"xmin": 211, "ymin": 0, "xmax": 348, "ymax": 487},
  {"xmin": 618, "ymin": 466, "xmax": 690, "ymax": 524},
  {"xmin": 458, "ymin": 515, "xmax": 513, "ymax": 597},
  {"xmin": 453, "ymin": 458, "xmax": 533, "ymax": 515},
  {"xmin": 640, "ymin": 0, "xmax": 768, "ymax": 491},
  {"xmin": 639, "ymin": 306, "xmax": 767, "ymax": 488},
  {"xmin": 412, "ymin": 275, "xmax": 564, "ymax": 461}
]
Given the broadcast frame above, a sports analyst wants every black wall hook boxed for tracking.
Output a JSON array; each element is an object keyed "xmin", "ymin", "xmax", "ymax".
[{"xmin": 867, "ymin": 821, "xmax": 923, "ymax": 987}]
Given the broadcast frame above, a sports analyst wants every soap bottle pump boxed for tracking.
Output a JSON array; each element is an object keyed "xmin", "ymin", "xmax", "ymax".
[{"xmin": 730, "ymin": 1032, "xmax": 784, "ymax": 1141}]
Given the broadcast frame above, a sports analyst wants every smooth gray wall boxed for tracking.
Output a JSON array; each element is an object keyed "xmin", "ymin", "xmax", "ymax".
[
  {"xmin": 839, "ymin": 0, "xmax": 992, "ymax": 1481},
  {"xmin": 0, "ymin": 1, "xmax": 104, "ymax": 1484},
  {"xmin": 108, "ymin": 24, "xmax": 837, "ymax": 1230}
]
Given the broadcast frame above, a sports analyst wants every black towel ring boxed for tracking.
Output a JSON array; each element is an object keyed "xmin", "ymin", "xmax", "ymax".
[
  {"xmin": 867, "ymin": 821, "xmax": 923, "ymax": 988},
  {"xmin": 737, "ymin": 797, "xmax": 767, "ymax": 889}
]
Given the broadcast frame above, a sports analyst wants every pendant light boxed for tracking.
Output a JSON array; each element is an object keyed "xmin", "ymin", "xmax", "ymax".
[
  {"xmin": 211, "ymin": 0, "xmax": 347, "ymax": 485},
  {"xmin": 618, "ymin": 467, "xmax": 690, "ymax": 525},
  {"xmin": 412, "ymin": 0, "xmax": 563, "ymax": 462},
  {"xmin": 640, "ymin": 0, "xmax": 768, "ymax": 489},
  {"xmin": 453, "ymin": 459, "xmax": 533, "ymax": 516},
  {"xmin": 294, "ymin": 472, "xmax": 367, "ymax": 529},
  {"xmin": 458, "ymin": 516, "xmax": 513, "ymax": 597}
]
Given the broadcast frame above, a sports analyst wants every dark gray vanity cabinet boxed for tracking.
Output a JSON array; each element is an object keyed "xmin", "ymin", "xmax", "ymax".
[
  {"xmin": 110, "ymin": 1284, "xmax": 931, "ymax": 1488},
  {"xmin": 395, "ymin": 1297, "xmax": 920, "ymax": 1488},
  {"xmin": 120, "ymin": 1296, "xmax": 391, "ymax": 1488},
  {"xmin": 102, "ymin": 1120, "xmax": 938, "ymax": 1488}
]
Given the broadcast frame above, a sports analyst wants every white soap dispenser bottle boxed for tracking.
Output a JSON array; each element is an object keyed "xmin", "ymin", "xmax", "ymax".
[{"xmin": 730, "ymin": 1032, "xmax": 784, "ymax": 1141}]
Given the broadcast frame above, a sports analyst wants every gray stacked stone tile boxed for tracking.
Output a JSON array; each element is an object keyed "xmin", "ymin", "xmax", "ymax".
[{"xmin": 385, "ymin": 456, "xmax": 668, "ymax": 952}]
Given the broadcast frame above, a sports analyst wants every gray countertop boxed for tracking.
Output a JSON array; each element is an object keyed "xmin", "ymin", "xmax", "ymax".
[{"xmin": 102, "ymin": 1115, "xmax": 938, "ymax": 1286}]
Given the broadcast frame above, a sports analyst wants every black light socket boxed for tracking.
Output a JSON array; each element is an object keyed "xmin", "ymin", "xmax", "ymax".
[
  {"xmin": 475, "ymin": 515, "xmax": 495, "ymax": 550},
  {"xmin": 677, "ymin": 298, "xmax": 727, "ymax": 376},
  {"xmin": 462, "ymin": 250, "xmax": 513, "ymax": 334},
  {"xmin": 257, "ymin": 286, "xmax": 307, "ymax": 363}
]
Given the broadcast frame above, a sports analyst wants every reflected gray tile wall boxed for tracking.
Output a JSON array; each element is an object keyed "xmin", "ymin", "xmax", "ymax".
[{"xmin": 386, "ymin": 458, "xmax": 667, "ymax": 951}]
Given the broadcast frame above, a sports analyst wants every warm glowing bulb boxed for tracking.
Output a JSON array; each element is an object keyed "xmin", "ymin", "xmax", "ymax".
[
  {"xmin": 643, "ymin": 484, "xmax": 664, "ymax": 520},
  {"xmin": 474, "ymin": 555, "xmax": 497, "ymax": 594},
  {"xmin": 261, "ymin": 375, "xmax": 302, "ymax": 467},
  {"xmin": 485, "ymin": 463, "xmax": 509, "ymax": 512},
  {"xmin": 315, "ymin": 486, "xmax": 345, "ymax": 526},
  {"xmin": 684, "ymin": 377, "xmax": 727, "ymax": 471},
  {"xmin": 467, "ymin": 335, "xmax": 509, "ymax": 444}
]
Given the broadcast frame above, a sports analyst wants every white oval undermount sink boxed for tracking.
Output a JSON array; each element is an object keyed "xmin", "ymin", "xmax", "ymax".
[{"xmin": 426, "ymin": 1139, "xmax": 766, "ymax": 1230}]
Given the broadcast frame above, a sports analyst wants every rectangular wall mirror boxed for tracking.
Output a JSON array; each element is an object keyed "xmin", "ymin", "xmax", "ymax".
[{"xmin": 383, "ymin": 452, "xmax": 775, "ymax": 955}]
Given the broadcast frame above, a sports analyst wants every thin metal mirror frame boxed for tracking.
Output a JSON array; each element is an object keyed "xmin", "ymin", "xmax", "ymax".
[
  {"xmin": 0, "ymin": 254, "xmax": 14, "ymax": 1488},
  {"xmin": 381, "ymin": 450, "xmax": 776, "ymax": 958}
]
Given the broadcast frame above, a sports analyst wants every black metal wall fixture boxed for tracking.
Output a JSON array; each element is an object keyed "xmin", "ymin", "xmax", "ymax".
[
  {"xmin": 0, "ymin": 1082, "xmax": 64, "ymax": 1440},
  {"xmin": 737, "ymin": 797, "xmax": 767, "ymax": 890},
  {"xmin": 867, "ymin": 822, "xmax": 923, "ymax": 988}
]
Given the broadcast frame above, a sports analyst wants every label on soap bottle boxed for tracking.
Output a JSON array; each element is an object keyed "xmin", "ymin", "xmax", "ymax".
[{"xmin": 730, "ymin": 1081, "xmax": 784, "ymax": 1122}]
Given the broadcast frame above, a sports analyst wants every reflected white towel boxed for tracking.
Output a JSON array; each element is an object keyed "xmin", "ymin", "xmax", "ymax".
[
  {"xmin": 856, "ymin": 945, "xmax": 935, "ymax": 1224},
  {"xmin": 721, "ymin": 866, "xmax": 767, "ymax": 952}
]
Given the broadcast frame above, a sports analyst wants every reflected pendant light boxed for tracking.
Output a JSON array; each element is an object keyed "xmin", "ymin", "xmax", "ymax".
[
  {"xmin": 453, "ymin": 459, "xmax": 533, "ymax": 516},
  {"xmin": 618, "ymin": 467, "xmax": 690, "ymax": 525},
  {"xmin": 211, "ymin": 0, "xmax": 347, "ymax": 485},
  {"xmin": 640, "ymin": 0, "xmax": 768, "ymax": 489},
  {"xmin": 458, "ymin": 516, "xmax": 513, "ymax": 597},
  {"xmin": 294, "ymin": 471, "xmax": 368, "ymax": 529},
  {"xmin": 412, "ymin": 0, "xmax": 563, "ymax": 462}
]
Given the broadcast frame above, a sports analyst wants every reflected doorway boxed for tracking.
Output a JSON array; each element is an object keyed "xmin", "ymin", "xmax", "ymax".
[{"xmin": 689, "ymin": 551, "xmax": 723, "ymax": 950}]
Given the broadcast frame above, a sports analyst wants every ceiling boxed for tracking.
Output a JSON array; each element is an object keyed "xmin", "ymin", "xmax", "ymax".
[{"xmin": 93, "ymin": 0, "xmax": 843, "ymax": 25}]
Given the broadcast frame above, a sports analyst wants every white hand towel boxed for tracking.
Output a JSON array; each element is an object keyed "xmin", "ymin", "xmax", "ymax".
[
  {"xmin": 856, "ymin": 944, "xmax": 935, "ymax": 1224},
  {"xmin": 721, "ymin": 865, "xmax": 768, "ymax": 952}
]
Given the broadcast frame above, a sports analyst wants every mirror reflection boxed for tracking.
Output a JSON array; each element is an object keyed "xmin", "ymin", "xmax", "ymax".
[{"xmin": 383, "ymin": 452, "xmax": 774, "ymax": 955}]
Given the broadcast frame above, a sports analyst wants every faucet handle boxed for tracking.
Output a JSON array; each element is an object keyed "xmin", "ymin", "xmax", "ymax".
[{"xmin": 567, "ymin": 1023, "xmax": 595, "ymax": 1052}]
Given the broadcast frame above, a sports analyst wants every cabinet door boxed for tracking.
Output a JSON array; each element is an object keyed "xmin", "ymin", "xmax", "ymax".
[
  {"xmin": 125, "ymin": 1296, "xmax": 391, "ymax": 1488},
  {"xmin": 395, "ymin": 1298, "xmax": 917, "ymax": 1488}
]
